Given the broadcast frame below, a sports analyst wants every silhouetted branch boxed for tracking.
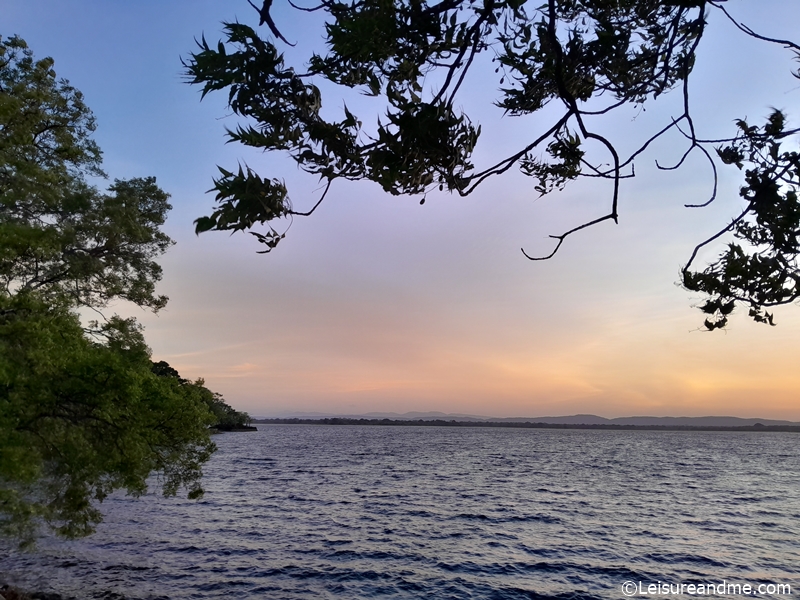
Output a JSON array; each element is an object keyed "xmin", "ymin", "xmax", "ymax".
[
  {"xmin": 462, "ymin": 112, "xmax": 573, "ymax": 193},
  {"xmin": 249, "ymin": 0, "xmax": 295, "ymax": 45},
  {"xmin": 683, "ymin": 205, "xmax": 751, "ymax": 273},
  {"xmin": 684, "ymin": 144, "xmax": 718, "ymax": 208},
  {"xmin": 287, "ymin": 0, "xmax": 326, "ymax": 12},
  {"xmin": 521, "ymin": 0, "xmax": 620, "ymax": 262},
  {"xmin": 288, "ymin": 179, "xmax": 332, "ymax": 216},
  {"xmin": 522, "ymin": 213, "xmax": 618, "ymax": 261},
  {"xmin": 447, "ymin": 30, "xmax": 483, "ymax": 106},
  {"xmin": 579, "ymin": 98, "xmax": 628, "ymax": 116},
  {"xmin": 710, "ymin": 1, "xmax": 800, "ymax": 54},
  {"xmin": 613, "ymin": 118, "xmax": 688, "ymax": 174},
  {"xmin": 431, "ymin": 14, "xmax": 488, "ymax": 106},
  {"xmin": 578, "ymin": 158, "xmax": 635, "ymax": 180},
  {"xmin": 656, "ymin": 144, "xmax": 693, "ymax": 171}
]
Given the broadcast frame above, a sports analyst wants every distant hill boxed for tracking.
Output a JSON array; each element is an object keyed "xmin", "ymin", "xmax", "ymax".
[
  {"xmin": 253, "ymin": 412, "xmax": 800, "ymax": 427},
  {"xmin": 493, "ymin": 415, "xmax": 800, "ymax": 427},
  {"xmin": 606, "ymin": 416, "xmax": 800, "ymax": 427}
]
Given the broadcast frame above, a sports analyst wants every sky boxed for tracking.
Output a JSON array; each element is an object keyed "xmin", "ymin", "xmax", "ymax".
[{"xmin": 5, "ymin": 0, "xmax": 800, "ymax": 419}]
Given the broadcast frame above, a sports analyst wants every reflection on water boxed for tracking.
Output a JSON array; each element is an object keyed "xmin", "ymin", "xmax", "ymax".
[{"xmin": 3, "ymin": 426, "xmax": 800, "ymax": 599}]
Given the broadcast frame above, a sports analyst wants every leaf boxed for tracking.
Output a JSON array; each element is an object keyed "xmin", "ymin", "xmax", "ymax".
[{"xmin": 193, "ymin": 216, "xmax": 217, "ymax": 234}]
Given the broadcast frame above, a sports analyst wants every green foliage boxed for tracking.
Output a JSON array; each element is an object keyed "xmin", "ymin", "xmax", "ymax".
[
  {"xmin": 1, "ymin": 36, "xmax": 173, "ymax": 311},
  {"xmin": 151, "ymin": 361, "xmax": 252, "ymax": 430},
  {"xmin": 0, "ymin": 36, "xmax": 102, "ymax": 180},
  {"xmin": 0, "ymin": 36, "xmax": 220, "ymax": 544},
  {"xmin": 0, "ymin": 294, "xmax": 216, "ymax": 541},
  {"xmin": 202, "ymin": 386, "xmax": 252, "ymax": 430},
  {"xmin": 186, "ymin": 2, "xmax": 800, "ymax": 328}
]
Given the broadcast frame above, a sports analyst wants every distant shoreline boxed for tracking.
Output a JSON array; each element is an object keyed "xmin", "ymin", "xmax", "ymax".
[{"xmin": 252, "ymin": 418, "xmax": 800, "ymax": 432}]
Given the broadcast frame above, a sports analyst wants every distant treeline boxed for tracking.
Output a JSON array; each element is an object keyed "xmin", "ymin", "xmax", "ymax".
[{"xmin": 252, "ymin": 418, "xmax": 800, "ymax": 432}]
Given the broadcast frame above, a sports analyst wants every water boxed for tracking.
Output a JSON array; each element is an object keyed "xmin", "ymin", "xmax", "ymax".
[{"xmin": 2, "ymin": 426, "xmax": 800, "ymax": 599}]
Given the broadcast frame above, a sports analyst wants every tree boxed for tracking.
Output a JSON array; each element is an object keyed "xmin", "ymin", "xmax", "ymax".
[
  {"xmin": 185, "ymin": 0, "xmax": 800, "ymax": 329},
  {"xmin": 0, "ymin": 35, "xmax": 219, "ymax": 543},
  {"xmin": 0, "ymin": 296, "xmax": 216, "ymax": 541},
  {"xmin": 152, "ymin": 361, "xmax": 253, "ymax": 430},
  {"xmin": 0, "ymin": 34, "xmax": 172, "ymax": 311}
]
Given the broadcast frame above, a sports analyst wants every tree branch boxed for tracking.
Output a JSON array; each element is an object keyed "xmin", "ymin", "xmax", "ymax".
[
  {"xmin": 249, "ymin": 0, "xmax": 296, "ymax": 46},
  {"xmin": 710, "ymin": 1, "xmax": 800, "ymax": 54}
]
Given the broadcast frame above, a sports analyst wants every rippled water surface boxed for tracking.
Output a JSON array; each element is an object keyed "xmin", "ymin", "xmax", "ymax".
[{"xmin": 3, "ymin": 426, "xmax": 800, "ymax": 599}]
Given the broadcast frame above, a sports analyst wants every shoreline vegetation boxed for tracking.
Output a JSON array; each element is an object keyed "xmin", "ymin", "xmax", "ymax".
[
  {"xmin": 209, "ymin": 425, "xmax": 258, "ymax": 433},
  {"xmin": 0, "ymin": 37, "xmax": 254, "ymax": 544},
  {"xmin": 253, "ymin": 418, "xmax": 800, "ymax": 432}
]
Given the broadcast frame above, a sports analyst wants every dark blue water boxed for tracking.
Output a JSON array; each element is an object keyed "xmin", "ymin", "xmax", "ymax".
[{"xmin": 3, "ymin": 426, "xmax": 800, "ymax": 599}]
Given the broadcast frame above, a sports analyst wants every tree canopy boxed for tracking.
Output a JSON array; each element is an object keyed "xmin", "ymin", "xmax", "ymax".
[
  {"xmin": 0, "ymin": 296, "xmax": 216, "ymax": 541},
  {"xmin": 152, "ymin": 361, "xmax": 253, "ymax": 431},
  {"xmin": 0, "ymin": 35, "xmax": 237, "ymax": 543},
  {"xmin": 186, "ymin": 0, "xmax": 800, "ymax": 330},
  {"xmin": 0, "ymin": 33, "xmax": 172, "ymax": 311}
]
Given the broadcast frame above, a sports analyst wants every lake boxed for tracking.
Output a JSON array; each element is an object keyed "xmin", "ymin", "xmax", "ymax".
[{"xmin": 2, "ymin": 425, "xmax": 799, "ymax": 599}]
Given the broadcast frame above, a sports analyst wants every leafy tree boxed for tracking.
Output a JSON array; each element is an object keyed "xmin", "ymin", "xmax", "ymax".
[
  {"xmin": 207, "ymin": 395, "xmax": 253, "ymax": 430},
  {"xmin": 0, "ymin": 295, "xmax": 216, "ymax": 541},
  {"xmin": 152, "ymin": 361, "xmax": 253, "ymax": 430},
  {"xmin": 186, "ymin": 0, "xmax": 800, "ymax": 329},
  {"xmin": 0, "ymin": 34, "xmax": 172, "ymax": 311},
  {"xmin": 0, "ymin": 35, "xmax": 217, "ymax": 543}
]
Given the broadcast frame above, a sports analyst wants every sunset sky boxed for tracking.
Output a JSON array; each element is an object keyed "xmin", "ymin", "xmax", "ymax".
[{"xmin": 6, "ymin": 0, "xmax": 800, "ymax": 419}]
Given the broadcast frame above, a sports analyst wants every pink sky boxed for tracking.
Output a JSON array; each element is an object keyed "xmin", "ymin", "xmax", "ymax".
[{"xmin": 6, "ymin": 0, "xmax": 800, "ymax": 419}]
